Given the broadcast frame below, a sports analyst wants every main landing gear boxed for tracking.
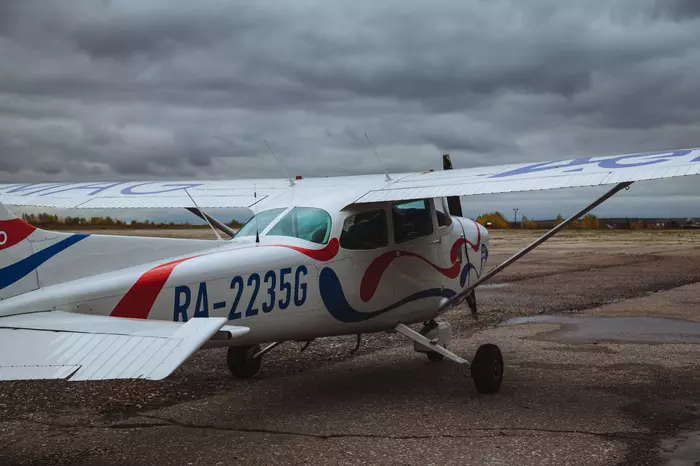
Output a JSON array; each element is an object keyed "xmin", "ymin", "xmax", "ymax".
[
  {"xmin": 227, "ymin": 342, "xmax": 282, "ymax": 378},
  {"xmin": 395, "ymin": 321, "xmax": 504, "ymax": 394}
]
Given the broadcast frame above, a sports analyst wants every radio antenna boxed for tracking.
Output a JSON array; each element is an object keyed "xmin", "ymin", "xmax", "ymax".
[
  {"xmin": 264, "ymin": 140, "xmax": 295, "ymax": 186},
  {"xmin": 364, "ymin": 133, "xmax": 391, "ymax": 182},
  {"xmin": 254, "ymin": 184, "xmax": 260, "ymax": 243}
]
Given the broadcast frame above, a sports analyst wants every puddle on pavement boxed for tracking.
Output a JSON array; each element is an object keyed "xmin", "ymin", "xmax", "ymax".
[
  {"xmin": 660, "ymin": 430, "xmax": 700, "ymax": 465},
  {"xmin": 504, "ymin": 315, "xmax": 700, "ymax": 344}
]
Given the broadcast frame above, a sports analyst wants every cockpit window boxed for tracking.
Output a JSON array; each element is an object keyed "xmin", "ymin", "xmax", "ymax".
[
  {"xmin": 235, "ymin": 208, "xmax": 286, "ymax": 238},
  {"xmin": 267, "ymin": 207, "xmax": 332, "ymax": 244},
  {"xmin": 392, "ymin": 200, "xmax": 434, "ymax": 243},
  {"xmin": 340, "ymin": 209, "xmax": 388, "ymax": 250}
]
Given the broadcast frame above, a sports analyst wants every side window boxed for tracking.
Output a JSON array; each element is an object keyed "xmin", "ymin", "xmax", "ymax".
[
  {"xmin": 436, "ymin": 198, "xmax": 453, "ymax": 228},
  {"xmin": 392, "ymin": 200, "xmax": 434, "ymax": 243},
  {"xmin": 340, "ymin": 209, "xmax": 388, "ymax": 250},
  {"xmin": 267, "ymin": 207, "xmax": 331, "ymax": 244}
]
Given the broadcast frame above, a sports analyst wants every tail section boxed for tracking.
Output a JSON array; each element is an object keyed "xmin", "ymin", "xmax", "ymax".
[
  {"xmin": 1, "ymin": 203, "xmax": 42, "ymax": 299},
  {"xmin": 1, "ymin": 203, "xmax": 89, "ymax": 300},
  {"xmin": 0, "ymin": 201, "xmax": 226, "ymax": 301}
]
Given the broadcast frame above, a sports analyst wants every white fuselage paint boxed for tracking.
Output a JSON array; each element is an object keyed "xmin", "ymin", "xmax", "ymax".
[{"xmin": 0, "ymin": 199, "xmax": 488, "ymax": 346}]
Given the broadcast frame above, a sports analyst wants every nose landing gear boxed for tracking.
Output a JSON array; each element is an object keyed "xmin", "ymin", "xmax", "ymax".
[{"xmin": 395, "ymin": 321, "xmax": 504, "ymax": 394}]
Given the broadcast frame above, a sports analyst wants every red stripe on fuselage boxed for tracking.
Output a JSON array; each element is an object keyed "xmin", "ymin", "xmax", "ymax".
[
  {"xmin": 110, "ymin": 257, "xmax": 196, "ymax": 319},
  {"xmin": 465, "ymin": 221, "xmax": 481, "ymax": 252},
  {"xmin": 278, "ymin": 238, "xmax": 339, "ymax": 262},
  {"xmin": 109, "ymin": 239, "xmax": 340, "ymax": 320},
  {"xmin": 360, "ymin": 229, "xmax": 482, "ymax": 303},
  {"xmin": 0, "ymin": 219, "xmax": 36, "ymax": 251}
]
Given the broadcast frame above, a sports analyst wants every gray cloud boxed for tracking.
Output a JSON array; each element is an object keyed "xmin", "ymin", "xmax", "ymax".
[{"xmin": 0, "ymin": 0, "xmax": 699, "ymax": 217}]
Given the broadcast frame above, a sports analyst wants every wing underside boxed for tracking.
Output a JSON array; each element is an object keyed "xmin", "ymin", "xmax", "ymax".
[{"xmin": 0, "ymin": 311, "xmax": 247, "ymax": 381}]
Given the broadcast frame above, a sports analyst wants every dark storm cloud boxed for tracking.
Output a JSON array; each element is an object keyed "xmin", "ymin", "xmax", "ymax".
[
  {"xmin": 0, "ymin": 0, "xmax": 699, "ymax": 216},
  {"xmin": 654, "ymin": 0, "xmax": 700, "ymax": 20}
]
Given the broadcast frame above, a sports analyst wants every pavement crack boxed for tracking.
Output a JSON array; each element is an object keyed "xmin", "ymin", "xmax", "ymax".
[
  {"xmin": 133, "ymin": 414, "xmax": 650, "ymax": 441},
  {"xmin": 5, "ymin": 414, "xmax": 650, "ymax": 442}
]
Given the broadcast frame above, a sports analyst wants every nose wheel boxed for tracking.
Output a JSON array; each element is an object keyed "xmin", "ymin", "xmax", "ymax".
[
  {"xmin": 395, "ymin": 323, "xmax": 504, "ymax": 394},
  {"xmin": 470, "ymin": 344, "xmax": 503, "ymax": 394}
]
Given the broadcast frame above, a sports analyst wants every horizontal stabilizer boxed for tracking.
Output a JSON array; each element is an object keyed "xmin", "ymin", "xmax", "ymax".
[{"xmin": 0, "ymin": 312, "xmax": 246, "ymax": 381}]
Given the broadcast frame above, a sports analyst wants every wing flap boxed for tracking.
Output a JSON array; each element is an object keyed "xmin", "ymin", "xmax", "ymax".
[{"xmin": 0, "ymin": 312, "xmax": 245, "ymax": 381}]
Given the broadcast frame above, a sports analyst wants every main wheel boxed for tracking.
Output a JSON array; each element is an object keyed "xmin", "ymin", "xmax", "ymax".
[
  {"xmin": 470, "ymin": 344, "xmax": 503, "ymax": 394},
  {"xmin": 227, "ymin": 344, "xmax": 262, "ymax": 378}
]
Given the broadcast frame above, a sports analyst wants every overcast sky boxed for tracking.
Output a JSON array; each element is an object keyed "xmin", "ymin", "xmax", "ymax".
[{"xmin": 1, "ymin": 0, "xmax": 699, "ymax": 221}]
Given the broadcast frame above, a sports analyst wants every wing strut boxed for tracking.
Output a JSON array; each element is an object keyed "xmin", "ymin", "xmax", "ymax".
[
  {"xmin": 442, "ymin": 181, "xmax": 634, "ymax": 311},
  {"xmin": 186, "ymin": 208, "xmax": 237, "ymax": 238}
]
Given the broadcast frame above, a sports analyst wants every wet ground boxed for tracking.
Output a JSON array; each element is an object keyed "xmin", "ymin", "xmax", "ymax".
[{"xmin": 2, "ymin": 230, "xmax": 700, "ymax": 465}]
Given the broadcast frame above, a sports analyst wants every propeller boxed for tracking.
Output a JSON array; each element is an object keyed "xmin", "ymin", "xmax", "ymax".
[{"xmin": 442, "ymin": 153, "xmax": 463, "ymax": 217}]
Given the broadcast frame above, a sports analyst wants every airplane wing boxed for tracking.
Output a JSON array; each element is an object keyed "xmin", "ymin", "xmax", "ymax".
[
  {"xmin": 0, "ymin": 311, "xmax": 248, "ymax": 381},
  {"xmin": 0, "ymin": 179, "xmax": 292, "ymax": 209},
  {"xmin": 350, "ymin": 147, "xmax": 700, "ymax": 205},
  {"xmin": 1, "ymin": 148, "xmax": 698, "ymax": 209}
]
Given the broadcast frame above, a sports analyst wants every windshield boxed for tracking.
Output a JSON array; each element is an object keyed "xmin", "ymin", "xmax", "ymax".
[
  {"xmin": 235, "ymin": 208, "xmax": 286, "ymax": 238},
  {"xmin": 266, "ymin": 207, "xmax": 332, "ymax": 244}
]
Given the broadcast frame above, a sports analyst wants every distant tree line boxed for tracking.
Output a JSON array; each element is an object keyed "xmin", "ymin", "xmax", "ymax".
[
  {"xmin": 21, "ymin": 213, "xmax": 243, "ymax": 230},
  {"xmin": 476, "ymin": 211, "xmax": 601, "ymax": 229},
  {"xmin": 475, "ymin": 212, "xmax": 697, "ymax": 230}
]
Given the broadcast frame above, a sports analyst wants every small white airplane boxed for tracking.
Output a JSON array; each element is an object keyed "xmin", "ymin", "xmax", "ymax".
[{"xmin": 1, "ymin": 148, "xmax": 699, "ymax": 393}]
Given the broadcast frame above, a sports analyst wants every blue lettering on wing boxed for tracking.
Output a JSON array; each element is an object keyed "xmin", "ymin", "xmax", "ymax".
[
  {"xmin": 37, "ymin": 182, "xmax": 127, "ymax": 197},
  {"xmin": 120, "ymin": 182, "xmax": 205, "ymax": 195},
  {"xmin": 490, "ymin": 149, "xmax": 695, "ymax": 178},
  {"xmin": 1, "ymin": 183, "xmax": 66, "ymax": 196}
]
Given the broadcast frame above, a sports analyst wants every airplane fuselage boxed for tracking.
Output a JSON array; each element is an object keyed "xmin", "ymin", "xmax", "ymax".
[{"xmin": 0, "ymin": 203, "xmax": 488, "ymax": 346}]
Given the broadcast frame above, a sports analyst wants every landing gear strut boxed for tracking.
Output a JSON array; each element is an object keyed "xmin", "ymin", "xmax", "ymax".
[{"xmin": 395, "ymin": 322, "xmax": 504, "ymax": 394}]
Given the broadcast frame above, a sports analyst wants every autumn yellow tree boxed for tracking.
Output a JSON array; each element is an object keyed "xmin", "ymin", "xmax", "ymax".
[
  {"xmin": 554, "ymin": 214, "xmax": 564, "ymax": 225},
  {"xmin": 520, "ymin": 215, "xmax": 538, "ymax": 229},
  {"xmin": 476, "ymin": 211, "xmax": 510, "ymax": 229},
  {"xmin": 567, "ymin": 219, "xmax": 581, "ymax": 229},
  {"xmin": 581, "ymin": 214, "xmax": 600, "ymax": 229}
]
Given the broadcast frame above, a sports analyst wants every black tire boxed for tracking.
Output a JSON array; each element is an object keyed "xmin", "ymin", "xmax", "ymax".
[
  {"xmin": 227, "ymin": 344, "xmax": 262, "ymax": 378},
  {"xmin": 427, "ymin": 351, "xmax": 445, "ymax": 362},
  {"xmin": 470, "ymin": 344, "xmax": 503, "ymax": 394}
]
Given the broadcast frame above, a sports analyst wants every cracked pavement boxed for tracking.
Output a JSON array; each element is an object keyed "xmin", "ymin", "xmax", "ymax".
[{"xmin": 1, "ymin": 230, "xmax": 700, "ymax": 465}]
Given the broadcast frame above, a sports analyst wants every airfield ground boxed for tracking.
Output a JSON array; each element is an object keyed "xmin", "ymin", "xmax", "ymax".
[{"xmin": 2, "ymin": 229, "xmax": 700, "ymax": 465}]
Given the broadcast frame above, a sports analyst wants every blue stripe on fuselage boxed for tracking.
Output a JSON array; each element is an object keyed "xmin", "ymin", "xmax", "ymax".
[
  {"xmin": 319, "ymin": 267, "xmax": 455, "ymax": 323},
  {"xmin": 0, "ymin": 234, "xmax": 89, "ymax": 290}
]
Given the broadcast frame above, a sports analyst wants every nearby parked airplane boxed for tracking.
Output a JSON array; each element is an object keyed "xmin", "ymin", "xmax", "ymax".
[{"xmin": 1, "ymin": 148, "xmax": 698, "ymax": 393}]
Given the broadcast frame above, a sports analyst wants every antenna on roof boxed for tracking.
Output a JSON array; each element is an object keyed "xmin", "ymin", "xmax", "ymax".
[
  {"xmin": 264, "ymin": 140, "xmax": 295, "ymax": 186},
  {"xmin": 364, "ymin": 133, "xmax": 392, "ymax": 182},
  {"xmin": 254, "ymin": 183, "xmax": 260, "ymax": 244}
]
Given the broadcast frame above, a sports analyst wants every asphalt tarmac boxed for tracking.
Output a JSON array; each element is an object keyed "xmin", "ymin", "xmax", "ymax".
[{"xmin": 1, "ymin": 230, "xmax": 700, "ymax": 466}]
